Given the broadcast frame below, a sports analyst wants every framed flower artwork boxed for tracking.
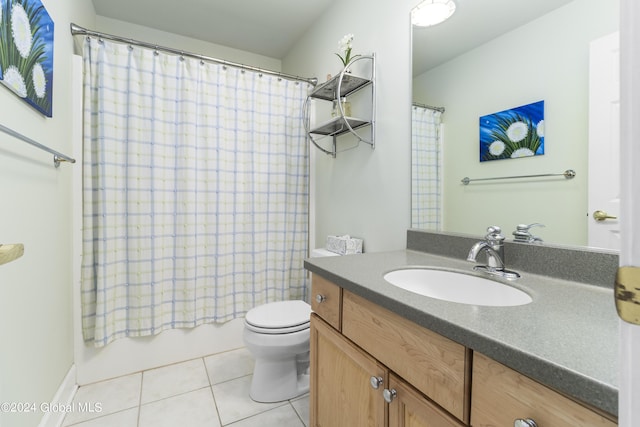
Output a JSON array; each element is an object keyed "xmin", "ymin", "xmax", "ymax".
[
  {"xmin": 0, "ymin": 0, "xmax": 55, "ymax": 117},
  {"xmin": 479, "ymin": 101, "xmax": 544, "ymax": 162}
]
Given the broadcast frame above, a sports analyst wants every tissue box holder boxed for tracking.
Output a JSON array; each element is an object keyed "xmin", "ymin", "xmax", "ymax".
[{"xmin": 326, "ymin": 235, "xmax": 363, "ymax": 255}]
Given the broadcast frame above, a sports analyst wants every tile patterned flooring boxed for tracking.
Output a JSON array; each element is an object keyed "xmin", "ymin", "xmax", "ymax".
[{"xmin": 62, "ymin": 348, "xmax": 309, "ymax": 427}]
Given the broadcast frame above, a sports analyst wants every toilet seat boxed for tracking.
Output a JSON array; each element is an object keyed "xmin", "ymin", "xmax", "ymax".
[{"xmin": 245, "ymin": 300, "xmax": 311, "ymax": 334}]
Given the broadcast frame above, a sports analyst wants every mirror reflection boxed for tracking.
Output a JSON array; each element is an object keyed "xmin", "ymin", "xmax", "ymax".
[{"xmin": 411, "ymin": 0, "xmax": 619, "ymax": 248}]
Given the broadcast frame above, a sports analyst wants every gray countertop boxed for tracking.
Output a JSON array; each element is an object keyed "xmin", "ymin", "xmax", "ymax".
[{"xmin": 304, "ymin": 249, "xmax": 619, "ymax": 416}]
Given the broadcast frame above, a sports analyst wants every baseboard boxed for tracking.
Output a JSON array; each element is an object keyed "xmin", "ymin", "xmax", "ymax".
[{"xmin": 37, "ymin": 365, "xmax": 78, "ymax": 427}]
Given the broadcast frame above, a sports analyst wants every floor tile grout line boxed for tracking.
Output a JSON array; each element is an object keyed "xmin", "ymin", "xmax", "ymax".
[
  {"xmin": 289, "ymin": 401, "xmax": 307, "ymax": 427},
  {"xmin": 220, "ymin": 401, "xmax": 292, "ymax": 427},
  {"xmin": 203, "ymin": 356, "xmax": 225, "ymax": 427},
  {"xmin": 62, "ymin": 406, "xmax": 138, "ymax": 427},
  {"xmin": 136, "ymin": 370, "xmax": 143, "ymax": 427},
  {"xmin": 140, "ymin": 384, "xmax": 213, "ymax": 407}
]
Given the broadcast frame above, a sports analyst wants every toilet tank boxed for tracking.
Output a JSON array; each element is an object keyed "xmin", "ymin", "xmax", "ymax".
[{"xmin": 310, "ymin": 248, "xmax": 340, "ymax": 258}]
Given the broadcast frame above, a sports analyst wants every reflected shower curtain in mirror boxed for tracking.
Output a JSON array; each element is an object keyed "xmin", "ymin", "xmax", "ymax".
[
  {"xmin": 411, "ymin": 105, "xmax": 442, "ymax": 230},
  {"xmin": 80, "ymin": 37, "xmax": 311, "ymax": 347}
]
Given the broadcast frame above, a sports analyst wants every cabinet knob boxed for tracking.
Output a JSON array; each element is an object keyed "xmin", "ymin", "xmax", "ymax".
[
  {"xmin": 382, "ymin": 388, "xmax": 397, "ymax": 403},
  {"xmin": 369, "ymin": 376, "xmax": 383, "ymax": 389},
  {"xmin": 514, "ymin": 419, "xmax": 538, "ymax": 427},
  {"xmin": 315, "ymin": 294, "xmax": 326, "ymax": 303}
]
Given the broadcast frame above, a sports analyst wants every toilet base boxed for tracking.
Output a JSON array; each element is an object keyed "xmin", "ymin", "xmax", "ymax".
[{"xmin": 249, "ymin": 355, "xmax": 310, "ymax": 403}]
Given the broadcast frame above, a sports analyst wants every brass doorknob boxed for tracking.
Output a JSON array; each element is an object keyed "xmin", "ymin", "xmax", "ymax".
[{"xmin": 593, "ymin": 210, "xmax": 618, "ymax": 221}]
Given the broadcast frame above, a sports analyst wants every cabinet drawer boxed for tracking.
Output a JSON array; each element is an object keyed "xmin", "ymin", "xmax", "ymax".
[
  {"xmin": 471, "ymin": 352, "xmax": 617, "ymax": 427},
  {"xmin": 311, "ymin": 274, "xmax": 342, "ymax": 330},
  {"xmin": 342, "ymin": 290, "xmax": 471, "ymax": 423}
]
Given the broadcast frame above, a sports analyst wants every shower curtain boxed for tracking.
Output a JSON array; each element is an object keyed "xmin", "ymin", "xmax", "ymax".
[
  {"xmin": 411, "ymin": 105, "xmax": 442, "ymax": 230},
  {"xmin": 80, "ymin": 37, "xmax": 311, "ymax": 347}
]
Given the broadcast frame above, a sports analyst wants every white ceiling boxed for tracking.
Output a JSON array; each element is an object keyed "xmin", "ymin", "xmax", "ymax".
[{"xmin": 91, "ymin": 0, "xmax": 574, "ymax": 75}]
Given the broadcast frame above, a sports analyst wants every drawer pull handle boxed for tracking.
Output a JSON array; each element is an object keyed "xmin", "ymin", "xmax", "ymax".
[
  {"xmin": 315, "ymin": 294, "xmax": 326, "ymax": 303},
  {"xmin": 383, "ymin": 388, "xmax": 397, "ymax": 403},
  {"xmin": 514, "ymin": 419, "xmax": 538, "ymax": 427},
  {"xmin": 370, "ymin": 376, "xmax": 383, "ymax": 389}
]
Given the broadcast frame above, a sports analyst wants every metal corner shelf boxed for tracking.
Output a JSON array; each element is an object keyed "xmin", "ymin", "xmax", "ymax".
[
  {"xmin": 309, "ymin": 74, "xmax": 372, "ymax": 101},
  {"xmin": 305, "ymin": 54, "xmax": 376, "ymax": 158},
  {"xmin": 310, "ymin": 116, "xmax": 370, "ymax": 136}
]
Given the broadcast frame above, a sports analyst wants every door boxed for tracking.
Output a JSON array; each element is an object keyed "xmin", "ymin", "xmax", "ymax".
[
  {"xmin": 588, "ymin": 31, "xmax": 620, "ymax": 250},
  {"xmin": 309, "ymin": 314, "xmax": 386, "ymax": 427},
  {"xmin": 387, "ymin": 373, "xmax": 464, "ymax": 427}
]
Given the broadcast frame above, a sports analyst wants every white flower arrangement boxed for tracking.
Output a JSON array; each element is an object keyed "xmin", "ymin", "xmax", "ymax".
[{"xmin": 335, "ymin": 33, "xmax": 360, "ymax": 68}]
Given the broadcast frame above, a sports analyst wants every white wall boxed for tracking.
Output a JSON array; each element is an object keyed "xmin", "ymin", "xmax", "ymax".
[
  {"xmin": 94, "ymin": 16, "xmax": 282, "ymax": 72},
  {"xmin": 413, "ymin": 0, "xmax": 619, "ymax": 246},
  {"xmin": 283, "ymin": 0, "xmax": 416, "ymax": 253},
  {"xmin": 0, "ymin": 1, "xmax": 95, "ymax": 426}
]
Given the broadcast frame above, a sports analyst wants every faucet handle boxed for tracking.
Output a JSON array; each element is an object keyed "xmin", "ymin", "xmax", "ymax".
[
  {"xmin": 485, "ymin": 226, "xmax": 505, "ymax": 242},
  {"xmin": 515, "ymin": 223, "xmax": 544, "ymax": 232},
  {"xmin": 513, "ymin": 223, "xmax": 545, "ymax": 243}
]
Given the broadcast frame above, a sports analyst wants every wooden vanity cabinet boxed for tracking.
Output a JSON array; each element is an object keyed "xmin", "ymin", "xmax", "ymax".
[
  {"xmin": 310, "ymin": 275, "xmax": 470, "ymax": 427},
  {"xmin": 471, "ymin": 352, "xmax": 616, "ymax": 427},
  {"xmin": 310, "ymin": 314, "xmax": 465, "ymax": 427},
  {"xmin": 309, "ymin": 275, "xmax": 616, "ymax": 427}
]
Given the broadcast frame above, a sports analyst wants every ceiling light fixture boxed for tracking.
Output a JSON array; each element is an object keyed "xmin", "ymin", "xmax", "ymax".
[{"xmin": 411, "ymin": 0, "xmax": 456, "ymax": 27}]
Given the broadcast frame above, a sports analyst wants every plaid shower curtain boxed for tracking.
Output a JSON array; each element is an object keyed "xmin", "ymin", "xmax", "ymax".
[
  {"xmin": 411, "ymin": 105, "xmax": 442, "ymax": 230},
  {"xmin": 80, "ymin": 37, "xmax": 310, "ymax": 347}
]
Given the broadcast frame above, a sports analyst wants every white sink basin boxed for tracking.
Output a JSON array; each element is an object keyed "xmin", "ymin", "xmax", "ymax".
[{"xmin": 383, "ymin": 268, "xmax": 532, "ymax": 307}]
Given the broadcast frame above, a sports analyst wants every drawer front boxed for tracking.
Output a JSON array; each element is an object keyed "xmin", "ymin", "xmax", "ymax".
[
  {"xmin": 471, "ymin": 352, "xmax": 617, "ymax": 427},
  {"xmin": 311, "ymin": 274, "xmax": 342, "ymax": 330},
  {"xmin": 342, "ymin": 290, "xmax": 471, "ymax": 423}
]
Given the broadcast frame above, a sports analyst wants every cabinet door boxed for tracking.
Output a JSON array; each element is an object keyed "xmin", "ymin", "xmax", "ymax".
[
  {"xmin": 310, "ymin": 313, "xmax": 386, "ymax": 427},
  {"xmin": 388, "ymin": 373, "xmax": 466, "ymax": 427}
]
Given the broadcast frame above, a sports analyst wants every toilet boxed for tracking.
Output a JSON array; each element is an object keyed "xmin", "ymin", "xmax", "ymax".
[{"xmin": 243, "ymin": 248, "xmax": 338, "ymax": 402}]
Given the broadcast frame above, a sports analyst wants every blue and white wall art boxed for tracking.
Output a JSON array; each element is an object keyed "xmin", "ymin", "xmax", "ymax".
[
  {"xmin": 0, "ymin": 0, "xmax": 55, "ymax": 117},
  {"xmin": 479, "ymin": 100, "xmax": 544, "ymax": 162}
]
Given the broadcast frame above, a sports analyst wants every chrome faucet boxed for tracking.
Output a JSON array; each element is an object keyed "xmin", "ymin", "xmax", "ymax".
[{"xmin": 467, "ymin": 226, "xmax": 520, "ymax": 279}]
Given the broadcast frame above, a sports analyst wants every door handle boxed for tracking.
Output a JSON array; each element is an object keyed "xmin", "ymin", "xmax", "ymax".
[{"xmin": 593, "ymin": 210, "xmax": 618, "ymax": 221}]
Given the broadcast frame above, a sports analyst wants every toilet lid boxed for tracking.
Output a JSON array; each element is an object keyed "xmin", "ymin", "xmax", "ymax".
[{"xmin": 245, "ymin": 300, "xmax": 311, "ymax": 333}]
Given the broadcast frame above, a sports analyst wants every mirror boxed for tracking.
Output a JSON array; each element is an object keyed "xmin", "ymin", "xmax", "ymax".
[{"xmin": 411, "ymin": 0, "xmax": 619, "ymax": 247}]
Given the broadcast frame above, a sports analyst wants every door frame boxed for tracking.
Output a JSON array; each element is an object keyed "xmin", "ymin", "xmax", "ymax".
[{"xmin": 618, "ymin": 0, "xmax": 640, "ymax": 425}]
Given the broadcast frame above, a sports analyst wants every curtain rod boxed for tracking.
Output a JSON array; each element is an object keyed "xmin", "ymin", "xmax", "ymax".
[
  {"xmin": 412, "ymin": 102, "xmax": 445, "ymax": 113},
  {"xmin": 69, "ymin": 23, "xmax": 318, "ymax": 87}
]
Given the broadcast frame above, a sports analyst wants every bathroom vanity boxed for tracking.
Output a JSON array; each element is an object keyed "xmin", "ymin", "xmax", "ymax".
[{"xmin": 304, "ymin": 230, "xmax": 619, "ymax": 426}]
